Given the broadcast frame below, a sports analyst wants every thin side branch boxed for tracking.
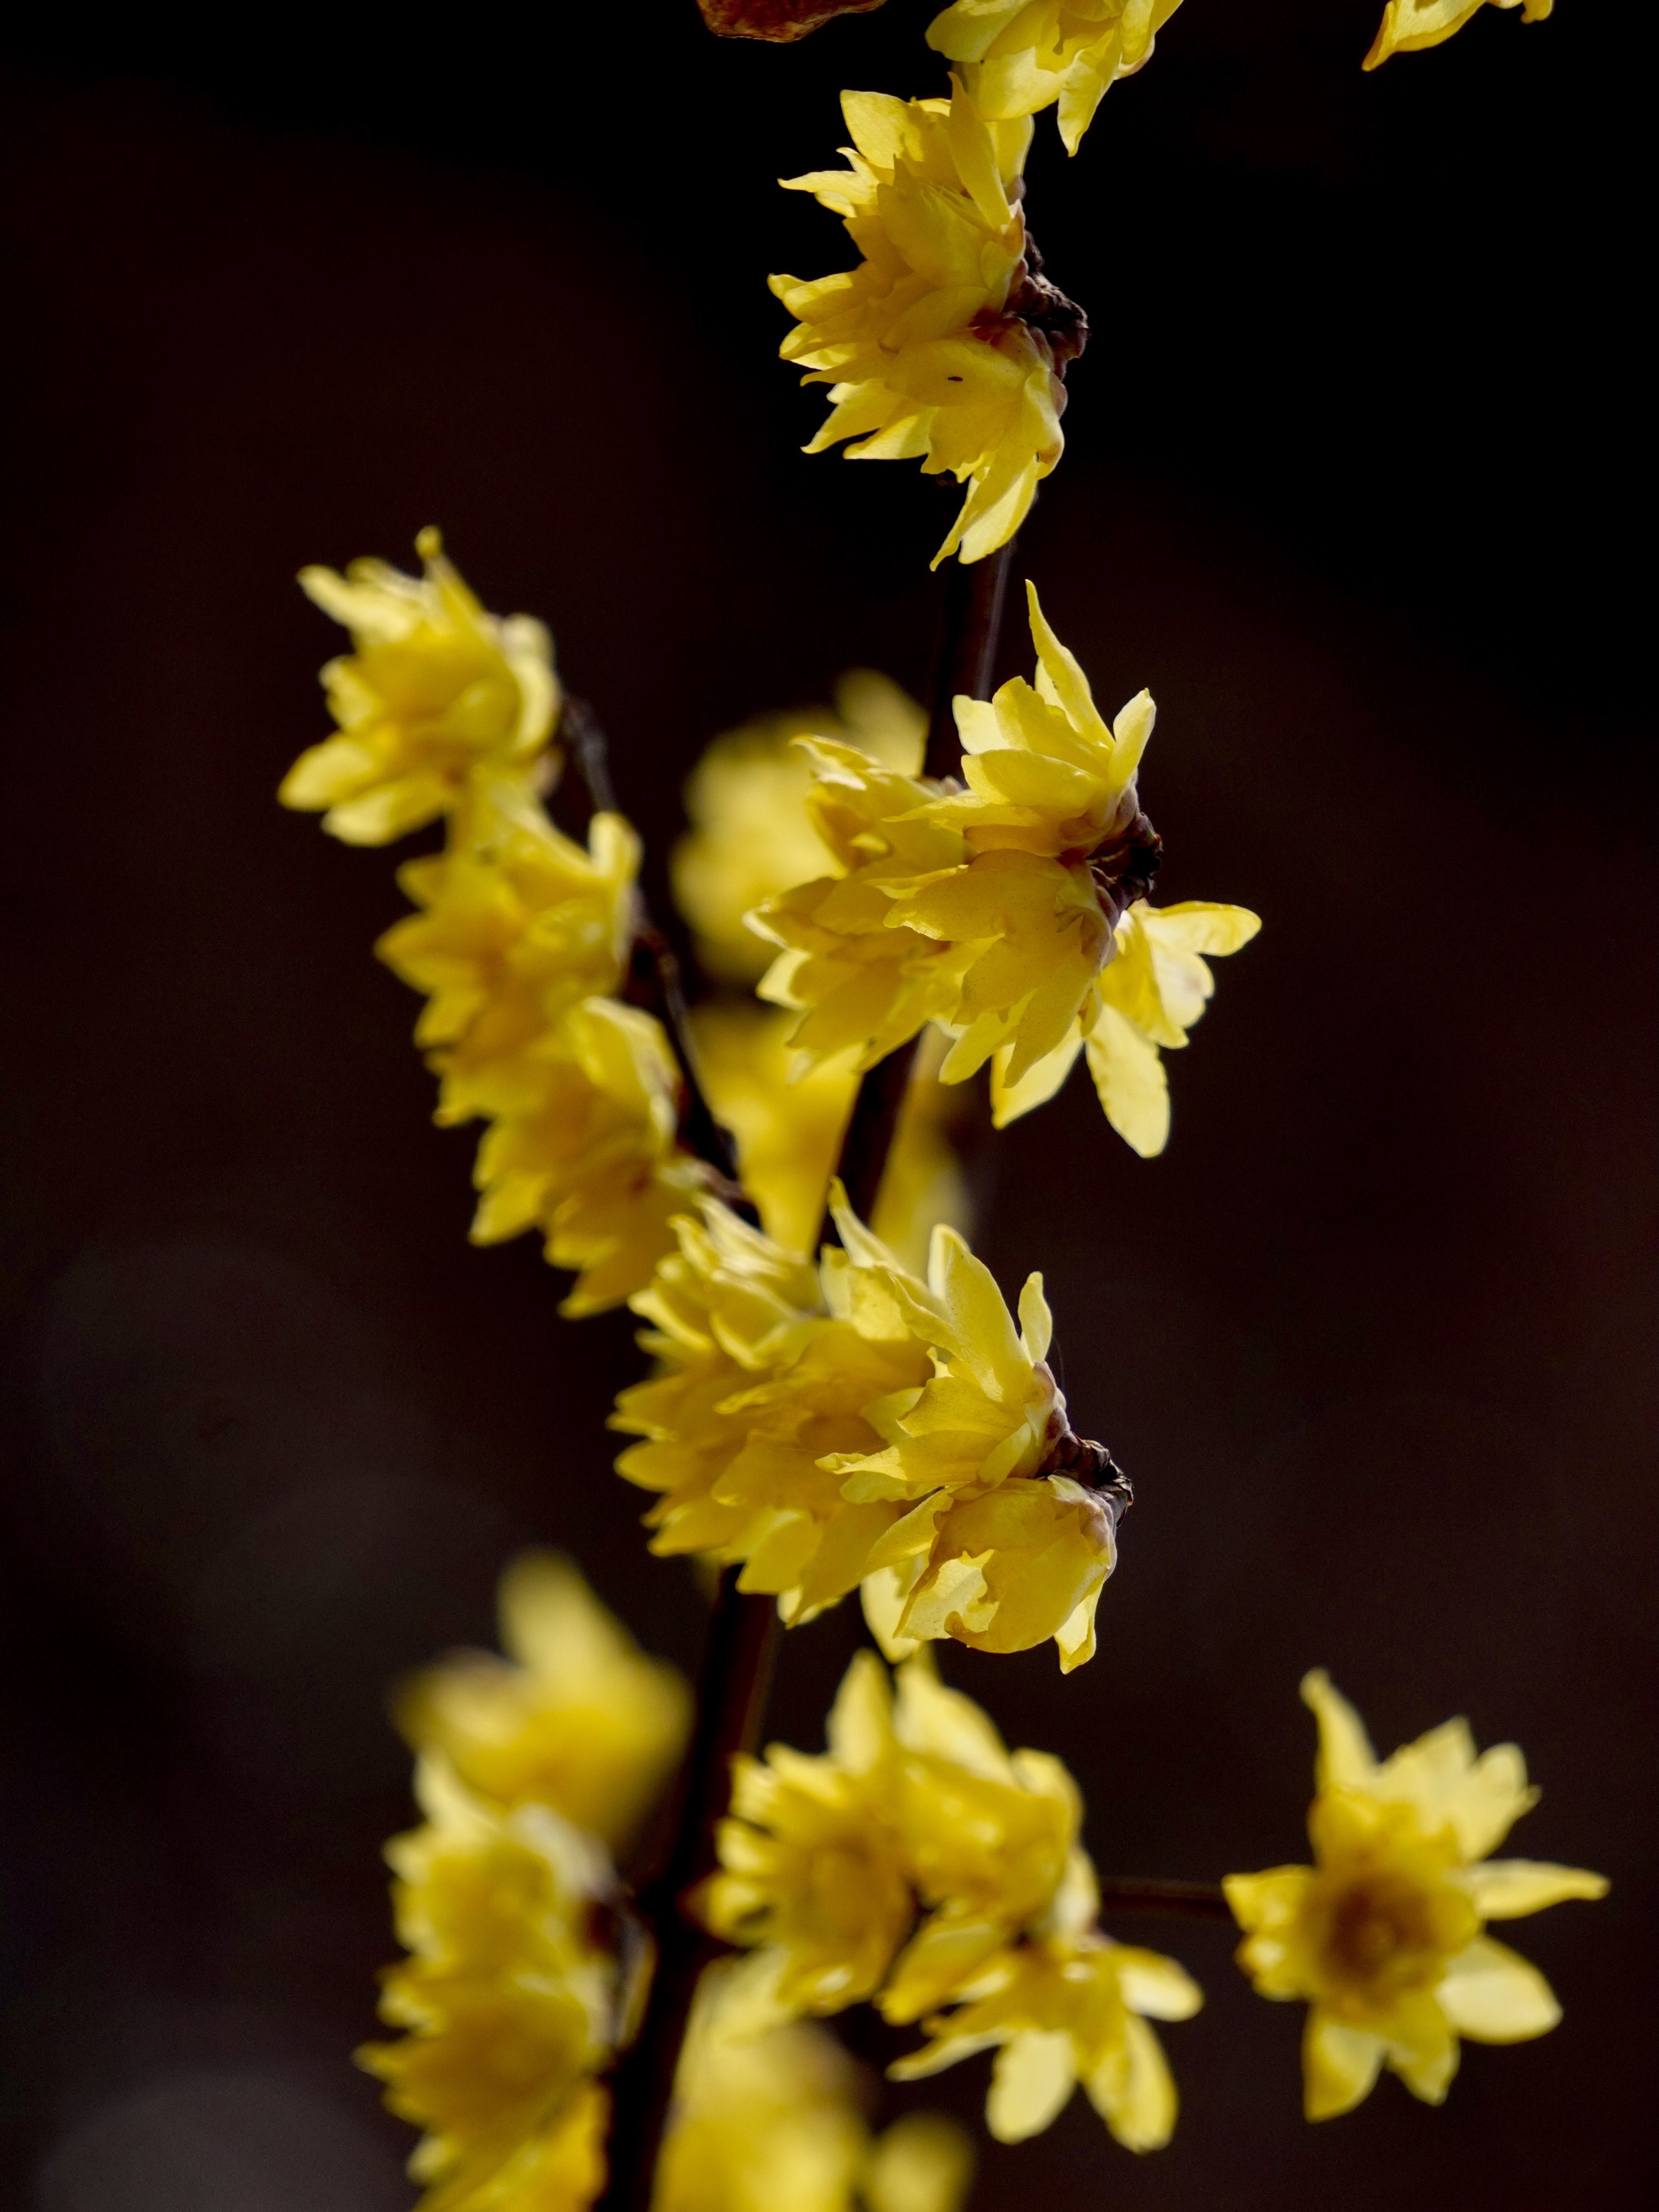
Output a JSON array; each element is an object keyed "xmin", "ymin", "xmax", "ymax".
[{"xmin": 1094, "ymin": 1877, "xmax": 1234, "ymax": 1921}]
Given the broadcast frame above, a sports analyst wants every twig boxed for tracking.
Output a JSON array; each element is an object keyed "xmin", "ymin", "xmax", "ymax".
[
  {"xmin": 598, "ymin": 1574, "xmax": 779, "ymax": 2209},
  {"xmin": 1094, "ymin": 1877, "xmax": 1235, "ymax": 1922}
]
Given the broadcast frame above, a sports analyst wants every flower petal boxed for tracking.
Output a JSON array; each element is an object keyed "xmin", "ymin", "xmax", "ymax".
[
  {"xmin": 1436, "ymin": 1936, "xmax": 1562, "ymax": 2043},
  {"xmin": 1302, "ymin": 2009, "xmax": 1385, "ymax": 2121},
  {"xmin": 1463, "ymin": 1859, "xmax": 1608, "ymax": 1920},
  {"xmin": 987, "ymin": 2028, "xmax": 1076, "ymax": 2142}
]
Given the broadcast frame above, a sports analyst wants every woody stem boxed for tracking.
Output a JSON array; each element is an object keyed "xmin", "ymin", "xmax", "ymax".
[{"xmin": 1093, "ymin": 1878, "xmax": 1233, "ymax": 1920}]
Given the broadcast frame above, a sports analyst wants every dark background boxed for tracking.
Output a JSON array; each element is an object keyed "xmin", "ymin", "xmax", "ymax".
[{"xmin": 0, "ymin": 3, "xmax": 1651, "ymax": 2207}]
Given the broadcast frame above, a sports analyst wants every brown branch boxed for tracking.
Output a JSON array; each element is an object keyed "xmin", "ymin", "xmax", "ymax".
[{"xmin": 1094, "ymin": 1877, "xmax": 1235, "ymax": 1921}]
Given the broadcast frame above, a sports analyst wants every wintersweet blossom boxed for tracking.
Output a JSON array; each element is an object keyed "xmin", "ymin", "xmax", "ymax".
[
  {"xmin": 880, "ymin": 1649, "xmax": 1088, "ymax": 2020},
  {"xmin": 469, "ymin": 997, "xmax": 708, "ymax": 1318},
  {"xmin": 830, "ymin": 1194, "xmax": 1119, "ymax": 1672},
  {"xmin": 282, "ymin": 529, "xmax": 558, "ymax": 844},
  {"xmin": 612, "ymin": 1202, "xmax": 934, "ymax": 1626},
  {"xmin": 929, "ymin": 0, "xmax": 1185, "ymax": 153},
  {"xmin": 690, "ymin": 1002, "xmax": 972, "ymax": 1271},
  {"xmin": 1224, "ymin": 1671, "xmax": 1608, "ymax": 2121},
  {"xmin": 379, "ymin": 804, "xmax": 641, "ymax": 1127},
  {"xmin": 655, "ymin": 1961, "xmax": 974, "ymax": 2212},
  {"xmin": 891, "ymin": 1932, "xmax": 1200, "ymax": 2150},
  {"xmin": 614, "ymin": 1192, "xmax": 1116, "ymax": 1664},
  {"xmin": 673, "ymin": 671, "xmax": 926, "ymax": 983},
  {"xmin": 359, "ymin": 1754, "xmax": 614, "ymax": 2212},
  {"xmin": 1365, "ymin": 0, "xmax": 1551, "ymax": 71},
  {"xmin": 702, "ymin": 1651, "xmax": 916, "ymax": 2013},
  {"xmin": 704, "ymin": 1649, "xmax": 1201, "ymax": 2151},
  {"xmin": 772, "ymin": 86, "xmax": 1066, "ymax": 565},
  {"xmin": 757, "ymin": 586, "xmax": 1257, "ymax": 1155},
  {"xmin": 393, "ymin": 1551, "xmax": 691, "ymax": 1854},
  {"xmin": 750, "ymin": 737, "xmax": 970, "ymax": 1071}
]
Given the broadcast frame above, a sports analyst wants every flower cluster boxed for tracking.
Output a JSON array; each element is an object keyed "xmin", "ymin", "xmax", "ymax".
[
  {"xmin": 772, "ymin": 83, "xmax": 1065, "ymax": 567},
  {"xmin": 614, "ymin": 1185, "xmax": 1122, "ymax": 1669},
  {"xmin": 927, "ymin": 0, "xmax": 1186, "ymax": 154},
  {"xmin": 702, "ymin": 1648, "xmax": 1202, "ymax": 2151},
  {"xmin": 281, "ymin": 533, "xmax": 717, "ymax": 1314},
  {"xmin": 1225, "ymin": 1671, "xmax": 1607, "ymax": 2120},
  {"xmin": 657, "ymin": 1962, "xmax": 974, "ymax": 2212},
  {"xmin": 1365, "ymin": 0, "xmax": 1551, "ymax": 71},
  {"xmin": 753, "ymin": 584, "xmax": 1257, "ymax": 1155},
  {"xmin": 368, "ymin": 1556, "xmax": 972, "ymax": 2211}
]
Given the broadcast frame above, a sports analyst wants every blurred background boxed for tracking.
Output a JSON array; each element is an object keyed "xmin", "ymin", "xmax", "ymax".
[{"xmin": 0, "ymin": 2, "xmax": 1651, "ymax": 2207}]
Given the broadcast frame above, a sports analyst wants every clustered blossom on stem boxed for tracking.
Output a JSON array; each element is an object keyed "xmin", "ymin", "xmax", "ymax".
[
  {"xmin": 614, "ymin": 1184, "xmax": 1124, "ymax": 1668},
  {"xmin": 280, "ymin": 532, "xmax": 718, "ymax": 1314},
  {"xmin": 369, "ymin": 1558, "xmax": 975, "ymax": 2212},
  {"xmin": 701, "ymin": 1648, "xmax": 1202, "ymax": 2151},
  {"xmin": 1224, "ymin": 1671, "xmax": 1607, "ymax": 2120},
  {"xmin": 772, "ymin": 83, "xmax": 1067, "ymax": 567},
  {"xmin": 753, "ymin": 584, "xmax": 1258, "ymax": 1156}
]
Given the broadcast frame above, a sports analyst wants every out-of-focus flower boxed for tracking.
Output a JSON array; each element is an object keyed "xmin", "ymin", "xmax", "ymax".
[
  {"xmin": 469, "ymin": 998, "xmax": 709, "ymax": 1318},
  {"xmin": 653, "ymin": 1959, "xmax": 974, "ymax": 2212},
  {"xmin": 673, "ymin": 672, "xmax": 926, "ymax": 984},
  {"xmin": 1365, "ymin": 0, "xmax": 1551, "ymax": 71},
  {"xmin": 892, "ymin": 1933, "xmax": 1200, "ymax": 2148},
  {"xmin": 1224, "ymin": 1671, "xmax": 1608, "ymax": 2121},
  {"xmin": 928, "ymin": 1, "xmax": 1185, "ymax": 154},
  {"xmin": 359, "ymin": 1754, "xmax": 615, "ymax": 2211},
  {"xmin": 690, "ymin": 1003, "xmax": 972, "ymax": 1272},
  {"xmin": 379, "ymin": 806, "xmax": 641, "ymax": 1125},
  {"xmin": 757, "ymin": 588, "xmax": 1257, "ymax": 1156},
  {"xmin": 702, "ymin": 1651, "xmax": 915, "ymax": 2014},
  {"xmin": 393, "ymin": 1551, "xmax": 692, "ymax": 1856},
  {"xmin": 282, "ymin": 529, "xmax": 558, "ymax": 845},
  {"xmin": 613, "ymin": 1203, "xmax": 934, "ymax": 1627},
  {"xmin": 772, "ymin": 86, "xmax": 1069, "ymax": 566},
  {"xmin": 861, "ymin": 2112, "xmax": 975, "ymax": 2212}
]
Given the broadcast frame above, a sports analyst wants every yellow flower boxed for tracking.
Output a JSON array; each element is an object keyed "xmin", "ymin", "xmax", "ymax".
[
  {"xmin": 392, "ymin": 1551, "xmax": 692, "ymax": 1855},
  {"xmin": 379, "ymin": 804, "xmax": 641, "ymax": 1127},
  {"xmin": 992, "ymin": 895, "xmax": 1261, "ymax": 1154},
  {"xmin": 613, "ymin": 1203, "xmax": 934, "ymax": 1626},
  {"xmin": 1224, "ymin": 1670, "xmax": 1608, "ymax": 2121},
  {"xmin": 673, "ymin": 671, "xmax": 926, "ymax": 984},
  {"xmin": 359, "ymin": 1754, "xmax": 615, "ymax": 2211},
  {"xmin": 654, "ymin": 1961, "xmax": 974, "ymax": 2212},
  {"xmin": 881, "ymin": 1649, "xmax": 1088, "ymax": 2021},
  {"xmin": 282, "ymin": 529, "xmax": 558, "ymax": 845},
  {"xmin": 1365, "ymin": 0, "xmax": 1551, "ymax": 71},
  {"xmin": 469, "ymin": 997, "xmax": 709, "ymax": 1318},
  {"xmin": 929, "ymin": 0, "xmax": 1185, "ymax": 154},
  {"xmin": 756, "ymin": 585, "xmax": 1258, "ymax": 1151},
  {"xmin": 690, "ymin": 1002, "xmax": 972, "ymax": 1273},
  {"xmin": 891, "ymin": 1932, "xmax": 1200, "ymax": 2150},
  {"xmin": 751, "ymin": 737, "xmax": 970, "ymax": 1073},
  {"xmin": 771, "ymin": 85, "xmax": 1068, "ymax": 566},
  {"xmin": 700, "ymin": 1651, "xmax": 916, "ymax": 2014}
]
